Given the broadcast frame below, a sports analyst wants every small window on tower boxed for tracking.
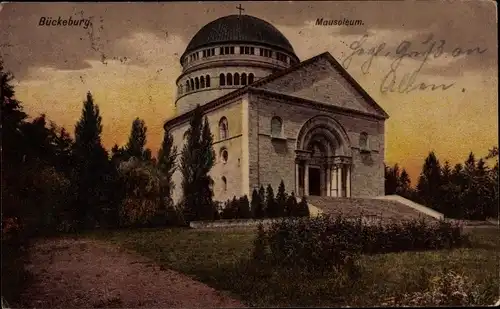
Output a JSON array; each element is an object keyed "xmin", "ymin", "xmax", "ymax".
[
  {"xmin": 222, "ymin": 176, "xmax": 227, "ymax": 191},
  {"xmin": 220, "ymin": 148, "xmax": 229, "ymax": 164}
]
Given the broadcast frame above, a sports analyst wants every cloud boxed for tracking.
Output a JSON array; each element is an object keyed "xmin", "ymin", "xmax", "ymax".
[{"xmin": 1, "ymin": 1, "xmax": 496, "ymax": 80}]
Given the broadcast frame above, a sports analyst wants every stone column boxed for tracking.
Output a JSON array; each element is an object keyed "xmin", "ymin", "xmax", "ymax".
[
  {"xmin": 337, "ymin": 164, "xmax": 343, "ymax": 197},
  {"xmin": 304, "ymin": 162, "xmax": 309, "ymax": 196},
  {"xmin": 346, "ymin": 165, "xmax": 351, "ymax": 197},
  {"xmin": 295, "ymin": 163, "xmax": 300, "ymax": 195},
  {"xmin": 326, "ymin": 165, "xmax": 331, "ymax": 197},
  {"xmin": 331, "ymin": 165, "xmax": 337, "ymax": 197}
]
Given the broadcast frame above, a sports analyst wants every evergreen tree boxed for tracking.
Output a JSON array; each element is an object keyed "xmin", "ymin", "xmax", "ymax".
[
  {"xmin": 73, "ymin": 91, "xmax": 110, "ymax": 228},
  {"xmin": 222, "ymin": 197, "xmax": 239, "ymax": 219},
  {"xmin": 49, "ymin": 123, "xmax": 75, "ymax": 177},
  {"xmin": 485, "ymin": 147, "xmax": 499, "ymax": 160},
  {"xmin": 285, "ymin": 192, "xmax": 299, "ymax": 217},
  {"xmin": 157, "ymin": 129, "xmax": 178, "ymax": 225},
  {"xmin": 259, "ymin": 185, "xmax": 267, "ymax": 217},
  {"xmin": 416, "ymin": 151, "xmax": 442, "ymax": 210},
  {"xmin": 265, "ymin": 184, "xmax": 279, "ymax": 218},
  {"xmin": 125, "ymin": 117, "xmax": 150, "ymax": 160},
  {"xmin": 1, "ymin": 61, "xmax": 28, "ymax": 167},
  {"xmin": 384, "ymin": 163, "xmax": 400, "ymax": 195},
  {"xmin": 397, "ymin": 168, "xmax": 411, "ymax": 197},
  {"xmin": 180, "ymin": 105, "xmax": 216, "ymax": 222},
  {"xmin": 275, "ymin": 180, "xmax": 287, "ymax": 217},
  {"xmin": 296, "ymin": 196, "xmax": 310, "ymax": 217},
  {"xmin": 238, "ymin": 195, "xmax": 251, "ymax": 219},
  {"xmin": 251, "ymin": 188, "xmax": 265, "ymax": 219}
]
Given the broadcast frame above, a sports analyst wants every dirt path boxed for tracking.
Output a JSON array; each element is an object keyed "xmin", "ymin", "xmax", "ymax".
[{"xmin": 22, "ymin": 238, "xmax": 246, "ymax": 308}]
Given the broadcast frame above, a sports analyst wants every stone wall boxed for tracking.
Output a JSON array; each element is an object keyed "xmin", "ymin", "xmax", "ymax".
[
  {"xmin": 169, "ymin": 98, "xmax": 246, "ymax": 204},
  {"xmin": 248, "ymin": 92, "xmax": 385, "ymax": 197}
]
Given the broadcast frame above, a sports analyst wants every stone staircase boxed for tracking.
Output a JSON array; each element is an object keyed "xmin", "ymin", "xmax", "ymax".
[{"xmin": 306, "ymin": 196, "xmax": 439, "ymax": 224}]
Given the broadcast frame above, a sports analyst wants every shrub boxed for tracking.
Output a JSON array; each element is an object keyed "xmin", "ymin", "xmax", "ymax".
[
  {"xmin": 221, "ymin": 197, "xmax": 239, "ymax": 219},
  {"xmin": 238, "ymin": 195, "xmax": 252, "ymax": 219},
  {"xmin": 255, "ymin": 215, "xmax": 469, "ymax": 274},
  {"xmin": 383, "ymin": 270, "xmax": 490, "ymax": 306},
  {"xmin": 251, "ymin": 188, "xmax": 265, "ymax": 219},
  {"xmin": 117, "ymin": 158, "xmax": 162, "ymax": 227}
]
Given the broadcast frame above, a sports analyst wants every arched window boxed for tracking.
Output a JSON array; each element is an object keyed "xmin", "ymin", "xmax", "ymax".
[
  {"xmin": 222, "ymin": 176, "xmax": 227, "ymax": 191},
  {"xmin": 234, "ymin": 73, "xmax": 240, "ymax": 85},
  {"xmin": 271, "ymin": 116, "xmax": 283, "ymax": 138},
  {"xmin": 220, "ymin": 148, "xmax": 229, "ymax": 164},
  {"xmin": 359, "ymin": 132, "xmax": 369, "ymax": 151},
  {"xmin": 186, "ymin": 80, "xmax": 190, "ymax": 91},
  {"xmin": 195, "ymin": 77, "xmax": 200, "ymax": 90},
  {"xmin": 248, "ymin": 73, "xmax": 254, "ymax": 84},
  {"xmin": 241, "ymin": 73, "xmax": 247, "ymax": 86},
  {"xmin": 219, "ymin": 117, "xmax": 229, "ymax": 140},
  {"xmin": 226, "ymin": 73, "xmax": 233, "ymax": 86},
  {"xmin": 179, "ymin": 84, "xmax": 183, "ymax": 94},
  {"xmin": 206, "ymin": 75, "xmax": 211, "ymax": 87},
  {"xmin": 190, "ymin": 79, "xmax": 194, "ymax": 91},
  {"xmin": 200, "ymin": 76, "xmax": 205, "ymax": 88},
  {"xmin": 219, "ymin": 73, "xmax": 225, "ymax": 86}
]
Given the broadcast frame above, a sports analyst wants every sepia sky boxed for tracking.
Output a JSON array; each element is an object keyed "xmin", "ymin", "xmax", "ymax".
[{"xmin": 0, "ymin": 1, "xmax": 497, "ymax": 184}]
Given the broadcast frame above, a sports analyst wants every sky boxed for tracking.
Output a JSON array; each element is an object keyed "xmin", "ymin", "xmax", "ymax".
[{"xmin": 0, "ymin": 1, "xmax": 497, "ymax": 184}]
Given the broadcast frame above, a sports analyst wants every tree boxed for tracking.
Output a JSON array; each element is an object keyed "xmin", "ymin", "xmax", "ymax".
[
  {"xmin": 485, "ymin": 147, "xmax": 499, "ymax": 160},
  {"xmin": 49, "ymin": 122, "xmax": 75, "ymax": 177},
  {"xmin": 125, "ymin": 118, "xmax": 151, "ymax": 161},
  {"xmin": 416, "ymin": 151, "xmax": 442, "ymax": 210},
  {"xmin": 180, "ymin": 105, "xmax": 216, "ymax": 222},
  {"xmin": 259, "ymin": 185, "xmax": 267, "ymax": 217},
  {"xmin": 385, "ymin": 163, "xmax": 400, "ymax": 195},
  {"xmin": 397, "ymin": 168, "xmax": 412, "ymax": 197},
  {"xmin": 285, "ymin": 192, "xmax": 299, "ymax": 217},
  {"xmin": 238, "ymin": 195, "xmax": 251, "ymax": 219},
  {"xmin": 117, "ymin": 157, "xmax": 162, "ymax": 227},
  {"xmin": 1, "ymin": 61, "xmax": 28, "ymax": 167},
  {"xmin": 157, "ymin": 129, "xmax": 179, "ymax": 224},
  {"xmin": 265, "ymin": 184, "xmax": 279, "ymax": 218},
  {"xmin": 296, "ymin": 196, "xmax": 310, "ymax": 217},
  {"xmin": 222, "ymin": 197, "xmax": 239, "ymax": 220},
  {"xmin": 73, "ymin": 91, "xmax": 111, "ymax": 228},
  {"xmin": 251, "ymin": 188, "xmax": 265, "ymax": 219},
  {"xmin": 275, "ymin": 180, "xmax": 287, "ymax": 217}
]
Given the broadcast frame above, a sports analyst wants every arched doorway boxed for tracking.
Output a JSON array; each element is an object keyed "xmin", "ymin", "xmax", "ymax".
[{"xmin": 295, "ymin": 115, "xmax": 353, "ymax": 198}]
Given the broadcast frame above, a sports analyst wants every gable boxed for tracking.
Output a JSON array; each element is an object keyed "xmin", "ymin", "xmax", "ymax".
[{"xmin": 254, "ymin": 54, "xmax": 388, "ymax": 118}]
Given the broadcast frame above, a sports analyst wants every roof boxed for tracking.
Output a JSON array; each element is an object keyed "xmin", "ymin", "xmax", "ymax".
[
  {"xmin": 165, "ymin": 52, "xmax": 389, "ymax": 130},
  {"xmin": 182, "ymin": 15, "xmax": 297, "ymax": 60}
]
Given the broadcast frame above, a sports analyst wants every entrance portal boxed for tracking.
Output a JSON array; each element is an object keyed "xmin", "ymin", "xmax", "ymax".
[{"xmin": 308, "ymin": 167, "xmax": 321, "ymax": 196}]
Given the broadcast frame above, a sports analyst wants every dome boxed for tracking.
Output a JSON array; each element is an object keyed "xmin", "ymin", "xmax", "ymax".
[{"xmin": 182, "ymin": 15, "xmax": 297, "ymax": 60}]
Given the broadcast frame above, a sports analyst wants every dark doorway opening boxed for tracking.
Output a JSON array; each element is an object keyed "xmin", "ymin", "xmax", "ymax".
[{"xmin": 308, "ymin": 167, "xmax": 321, "ymax": 196}]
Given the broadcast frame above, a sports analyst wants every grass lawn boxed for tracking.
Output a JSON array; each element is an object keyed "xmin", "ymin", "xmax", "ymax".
[{"xmin": 85, "ymin": 227, "xmax": 500, "ymax": 307}]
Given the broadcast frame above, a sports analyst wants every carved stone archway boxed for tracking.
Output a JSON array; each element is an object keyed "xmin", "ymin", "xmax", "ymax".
[{"xmin": 295, "ymin": 115, "xmax": 352, "ymax": 197}]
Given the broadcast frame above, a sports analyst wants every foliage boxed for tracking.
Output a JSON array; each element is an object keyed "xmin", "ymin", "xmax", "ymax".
[
  {"xmin": 125, "ymin": 117, "xmax": 152, "ymax": 161},
  {"xmin": 156, "ymin": 129, "xmax": 179, "ymax": 224},
  {"xmin": 253, "ymin": 215, "xmax": 469, "ymax": 274},
  {"xmin": 265, "ymin": 184, "xmax": 279, "ymax": 218},
  {"xmin": 117, "ymin": 158, "xmax": 162, "ymax": 227},
  {"xmin": 251, "ymin": 188, "xmax": 265, "ymax": 219},
  {"xmin": 180, "ymin": 105, "xmax": 216, "ymax": 222},
  {"xmin": 383, "ymin": 270, "xmax": 490, "ymax": 306},
  {"xmin": 296, "ymin": 195, "xmax": 310, "ymax": 217},
  {"xmin": 238, "ymin": 195, "xmax": 252, "ymax": 219},
  {"xmin": 275, "ymin": 180, "xmax": 287, "ymax": 217},
  {"xmin": 385, "ymin": 163, "xmax": 414, "ymax": 197},
  {"xmin": 221, "ymin": 196, "xmax": 240, "ymax": 220},
  {"xmin": 72, "ymin": 91, "xmax": 113, "ymax": 229},
  {"xmin": 388, "ymin": 148, "xmax": 499, "ymax": 220}
]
